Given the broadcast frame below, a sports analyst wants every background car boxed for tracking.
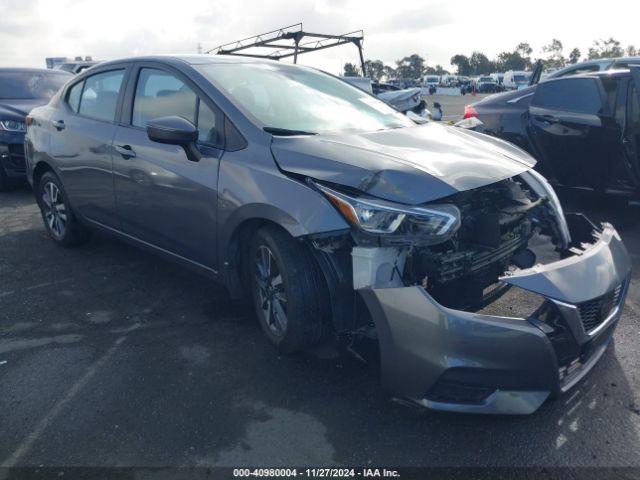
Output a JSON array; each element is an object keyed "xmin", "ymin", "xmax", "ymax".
[
  {"xmin": 546, "ymin": 56, "xmax": 640, "ymax": 80},
  {"xmin": 464, "ymin": 68, "xmax": 640, "ymax": 197},
  {"xmin": 503, "ymin": 70, "xmax": 531, "ymax": 90},
  {"xmin": 476, "ymin": 75, "xmax": 501, "ymax": 93},
  {"xmin": 57, "ymin": 60, "xmax": 99, "ymax": 75},
  {"xmin": 371, "ymin": 82, "xmax": 400, "ymax": 94},
  {"xmin": 0, "ymin": 68, "xmax": 71, "ymax": 190}
]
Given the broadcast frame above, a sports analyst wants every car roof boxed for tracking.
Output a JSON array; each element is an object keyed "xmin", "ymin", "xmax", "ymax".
[
  {"xmin": 0, "ymin": 67, "xmax": 71, "ymax": 75},
  {"xmin": 550, "ymin": 57, "xmax": 640, "ymax": 76},
  {"xmin": 589, "ymin": 68, "xmax": 634, "ymax": 77},
  {"xmin": 94, "ymin": 54, "xmax": 284, "ymax": 69},
  {"xmin": 542, "ymin": 69, "xmax": 633, "ymax": 83}
]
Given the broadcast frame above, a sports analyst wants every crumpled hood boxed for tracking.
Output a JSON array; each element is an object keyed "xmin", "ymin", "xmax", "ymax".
[
  {"xmin": 0, "ymin": 98, "xmax": 49, "ymax": 120},
  {"xmin": 271, "ymin": 122, "xmax": 536, "ymax": 205}
]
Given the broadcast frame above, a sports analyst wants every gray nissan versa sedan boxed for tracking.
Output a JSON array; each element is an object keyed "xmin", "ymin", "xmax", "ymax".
[{"xmin": 24, "ymin": 55, "xmax": 631, "ymax": 414}]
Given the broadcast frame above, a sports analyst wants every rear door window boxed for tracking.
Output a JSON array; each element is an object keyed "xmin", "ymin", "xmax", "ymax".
[
  {"xmin": 601, "ymin": 76, "xmax": 625, "ymax": 115},
  {"xmin": 629, "ymin": 83, "xmax": 639, "ymax": 127},
  {"xmin": 132, "ymin": 68, "xmax": 197, "ymax": 127},
  {"xmin": 532, "ymin": 78, "xmax": 603, "ymax": 114},
  {"xmin": 78, "ymin": 70, "xmax": 125, "ymax": 122}
]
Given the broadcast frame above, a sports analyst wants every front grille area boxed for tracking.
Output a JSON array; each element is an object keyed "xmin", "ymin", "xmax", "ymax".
[
  {"xmin": 8, "ymin": 143, "xmax": 24, "ymax": 158},
  {"xmin": 577, "ymin": 284, "xmax": 623, "ymax": 333},
  {"xmin": 3, "ymin": 143, "xmax": 26, "ymax": 172}
]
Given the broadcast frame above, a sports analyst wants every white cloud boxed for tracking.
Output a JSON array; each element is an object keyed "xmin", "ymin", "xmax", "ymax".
[{"xmin": 0, "ymin": 0, "xmax": 637, "ymax": 73}]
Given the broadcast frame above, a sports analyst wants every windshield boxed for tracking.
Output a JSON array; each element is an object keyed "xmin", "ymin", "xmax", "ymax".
[
  {"xmin": 479, "ymin": 77, "xmax": 493, "ymax": 82},
  {"xmin": 0, "ymin": 71, "xmax": 70, "ymax": 99},
  {"xmin": 514, "ymin": 74, "xmax": 529, "ymax": 83},
  {"xmin": 197, "ymin": 63, "xmax": 414, "ymax": 134}
]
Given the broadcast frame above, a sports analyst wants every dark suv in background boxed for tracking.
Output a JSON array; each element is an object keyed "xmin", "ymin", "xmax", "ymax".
[
  {"xmin": 466, "ymin": 68, "xmax": 640, "ymax": 197},
  {"xmin": 0, "ymin": 68, "xmax": 71, "ymax": 190}
]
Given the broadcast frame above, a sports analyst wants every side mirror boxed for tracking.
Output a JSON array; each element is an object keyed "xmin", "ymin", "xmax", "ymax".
[{"xmin": 146, "ymin": 116, "xmax": 201, "ymax": 162}]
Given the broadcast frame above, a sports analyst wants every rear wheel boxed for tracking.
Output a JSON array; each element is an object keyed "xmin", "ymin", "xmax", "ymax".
[
  {"xmin": 248, "ymin": 226, "xmax": 329, "ymax": 353},
  {"xmin": 37, "ymin": 171, "xmax": 90, "ymax": 247}
]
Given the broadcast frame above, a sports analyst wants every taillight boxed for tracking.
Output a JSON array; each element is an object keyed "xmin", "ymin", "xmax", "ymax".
[
  {"xmin": 463, "ymin": 105, "xmax": 478, "ymax": 119},
  {"xmin": 25, "ymin": 115, "xmax": 33, "ymax": 128}
]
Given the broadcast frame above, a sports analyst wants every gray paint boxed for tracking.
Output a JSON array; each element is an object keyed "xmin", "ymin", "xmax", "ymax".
[
  {"xmin": 271, "ymin": 122, "xmax": 536, "ymax": 205},
  {"xmin": 360, "ymin": 220, "xmax": 630, "ymax": 414},
  {"xmin": 23, "ymin": 55, "xmax": 632, "ymax": 415},
  {"xmin": 502, "ymin": 224, "xmax": 630, "ymax": 304}
]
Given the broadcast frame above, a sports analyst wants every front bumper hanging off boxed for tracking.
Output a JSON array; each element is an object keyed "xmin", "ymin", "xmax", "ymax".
[{"xmin": 359, "ymin": 214, "xmax": 631, "ymax": 415}]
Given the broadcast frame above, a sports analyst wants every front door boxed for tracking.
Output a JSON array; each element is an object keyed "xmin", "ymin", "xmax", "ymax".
[
  {"xmin": 112, "ymin": 65, "xmax": 224, "ymax": 269},
  {"xmin": 528, "ymin": 77, "xmax": 609, "ymax": 190}
]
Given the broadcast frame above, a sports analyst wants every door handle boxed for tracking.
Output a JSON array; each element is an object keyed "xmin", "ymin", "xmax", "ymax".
[
  {"xmin": 52, "ymin": 120, "xmax": 65, "ymax": 131},
  {"xmin": 535, "ymin": 114, "xmax": 559, "ymax": 124},
  {"xmin": 115, "ymin": 144, "xmax": 136, "ymax": 159}
]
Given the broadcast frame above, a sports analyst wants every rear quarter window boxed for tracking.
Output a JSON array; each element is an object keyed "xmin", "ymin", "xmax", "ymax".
[
  {"xmin": 66, "ymin": 81, "xmax": 83, "ymax": 113},
  {"xmin": 532, "ymin": 78, "xmax": 603, "ymax": 114}
]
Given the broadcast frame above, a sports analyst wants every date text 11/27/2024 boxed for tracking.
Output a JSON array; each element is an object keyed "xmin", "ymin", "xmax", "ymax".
[{"xmin": 232, "ymin": 468, "xmax": 401, "ymax": 478}]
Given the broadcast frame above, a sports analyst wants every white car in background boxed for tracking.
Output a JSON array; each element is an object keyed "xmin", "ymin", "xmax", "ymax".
[
  {"xmin": 503, "ymin": 70, "xmax": 531, "ymax": 90},
  {"xmin": 490, "ymin": 72, "xmax": 504, "ymax": 85},
  {"xmin": 423, "ymin": 75, "xmax": 440, "ymax": 91}
]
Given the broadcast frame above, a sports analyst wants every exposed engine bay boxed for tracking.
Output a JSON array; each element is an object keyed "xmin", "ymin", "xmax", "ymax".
[
  {"xmin": 309, "ymin": 172, "xmax": 573, "ymax": 328},
  {"xmin": 403, "ymin": 177, "xmax": 549, "ymax": 310}
]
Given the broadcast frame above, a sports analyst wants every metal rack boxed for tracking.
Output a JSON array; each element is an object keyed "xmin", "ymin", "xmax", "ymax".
[{"xmin": 207, "ymin": 23, "xmax": 366, "ymax": 75}]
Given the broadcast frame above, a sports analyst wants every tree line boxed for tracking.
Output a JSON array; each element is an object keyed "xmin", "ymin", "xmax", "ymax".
[{"xmin": 344, "ymin": 37, "xmax": 638, "ymax": 81}]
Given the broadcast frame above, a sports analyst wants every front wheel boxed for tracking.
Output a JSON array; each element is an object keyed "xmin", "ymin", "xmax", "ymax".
[
  {"xmin": 248, "ymin": 226, "xmax": 329, "ymax": 353},
  {"xmin": 37, "ymin": 171, "xmax": 90, "ymax": 247}
]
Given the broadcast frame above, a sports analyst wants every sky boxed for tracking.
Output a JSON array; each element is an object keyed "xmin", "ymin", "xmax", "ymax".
[{"xmin": 0, "ymin": 0, "xmax": 637, "ymax": 73}]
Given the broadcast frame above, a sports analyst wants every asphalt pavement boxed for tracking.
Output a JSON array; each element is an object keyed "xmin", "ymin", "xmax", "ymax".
[{"xmin": 1, "ymin": 185, "xmax": 639, "ymax": 468}]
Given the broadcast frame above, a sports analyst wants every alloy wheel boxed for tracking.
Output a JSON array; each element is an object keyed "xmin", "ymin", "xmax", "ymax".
[
  {"xmin": 254, "ymin": 245, "xmax": 288, "ymax": 337},
  {"xmin": 42, "ymin": 181, "xmax": 67, "ymax": 238}
]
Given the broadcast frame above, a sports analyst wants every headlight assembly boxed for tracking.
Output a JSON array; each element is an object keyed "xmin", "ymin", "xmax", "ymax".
[
  {"xmin": 519, "ymin": 169, "xmax": 571, "ymax": 249},
  {"xmin": 316, "ymin": 183, "xmax": 461, "ymax": 243},
  {"xmin": 0, "ymin": 120, "xmax": 26, "ymax": 132}
]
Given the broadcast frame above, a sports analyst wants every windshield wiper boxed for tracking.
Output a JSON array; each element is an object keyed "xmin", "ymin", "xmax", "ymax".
[{"xmin": 263, "ymin": 127, "xmax": 317, "ymax": 136}]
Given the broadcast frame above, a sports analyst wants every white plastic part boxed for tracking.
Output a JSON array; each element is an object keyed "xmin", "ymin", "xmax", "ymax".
[{"xmin": 351, "ymin": 247, "xmax": 407, "ymax": 290}]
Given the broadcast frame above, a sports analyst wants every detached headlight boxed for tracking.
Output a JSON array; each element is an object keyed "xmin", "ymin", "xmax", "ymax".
[
  {"xmin": 317, "ymin": 184, "xmax": 461, "ymax": 242},
  {"xmin": 0, "ymin": 120, "xmax": 26, "ymax": 132}
]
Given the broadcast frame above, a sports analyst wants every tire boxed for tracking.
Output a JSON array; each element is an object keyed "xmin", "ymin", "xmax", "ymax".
[
  {"xmin": 247, "ymin": 226, "xmax": 329, "ymax": 353},
  {"xmin": 37, "ymin": 171, "xmax": 90, "ymax": 247}
]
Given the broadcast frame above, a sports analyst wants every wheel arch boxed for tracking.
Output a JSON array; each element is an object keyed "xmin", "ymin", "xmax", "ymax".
[
  {"xmin": 220, "ymin": 204, "xmax": 317, "ymax": 299},
  {"xmin": 32, "ymin": 160, "xmax": 56, "ymax": 189}
]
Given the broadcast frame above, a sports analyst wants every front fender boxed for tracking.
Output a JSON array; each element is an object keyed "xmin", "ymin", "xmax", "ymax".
[{"xmin": 217, "ymin": 148, "xmax": 349, "ymax": 268}]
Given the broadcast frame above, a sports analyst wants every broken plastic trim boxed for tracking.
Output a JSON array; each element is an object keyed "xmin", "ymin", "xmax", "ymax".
[{"xmin": 358, "ymin": 216, "xmax": 630, "ymax": 414}]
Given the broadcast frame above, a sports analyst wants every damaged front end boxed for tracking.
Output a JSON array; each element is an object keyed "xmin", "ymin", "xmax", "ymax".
[{"xmin": 307, "ymin": 171, "xmax": 631, "ymax": 415}]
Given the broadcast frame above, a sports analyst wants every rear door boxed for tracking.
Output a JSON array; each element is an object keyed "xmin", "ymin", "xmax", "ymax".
[
  {"xmin": 111, "ymin": 63, "xmax": 224, "ymax": 269},
  {"xmin": 49, "ymin": 66, "xmax": 130, "ymax": 227},
  {"xmin": 527, "ymin": 77, "xmax": 611, "ymax": 189}
]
